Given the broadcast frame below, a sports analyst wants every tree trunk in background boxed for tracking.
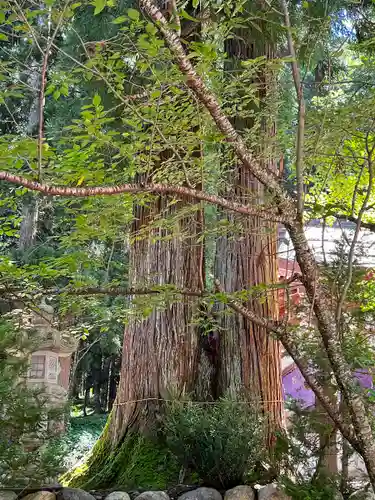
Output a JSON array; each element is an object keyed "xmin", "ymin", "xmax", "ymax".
[
  {"xmin": 314, "ymin": 379, "xmax": 339, "ymax": 479},
  {"xmin": 341, "ymin": 438, "xmax": 350, "ymax": 496},
  {"xmin": 19, "ymin": 194, "xmax": 39, "ymax": 251},
  {"xmin": 215, "ymin": 8, "xmax": 283, "ymax": 446},
  {"xmin": 108, "ymin": 355, "xmax": 120, "ymax": 412},
  {"xmin": 19, "ymin": 60, "xmax": 41, "ymax": 252},
  {"xmin": 100, "ymin": 357, "xmax": 111, "ymax": 412}
]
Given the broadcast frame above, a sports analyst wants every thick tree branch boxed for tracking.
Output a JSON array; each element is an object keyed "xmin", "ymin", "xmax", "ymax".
[
  {"xmin": 340, "ymin": 215, "xmax": 375, "ymax": 232},
  {"xmin": 288, "ymin": 220, "xmax": 375, "ymax": 484},
  {"xmin": 0, "ymin": 172, "xmax": 285, "ymax": 222},
  {"xmin": 280, "ymin": 0, "xmax": 305, "ymax": 215}
]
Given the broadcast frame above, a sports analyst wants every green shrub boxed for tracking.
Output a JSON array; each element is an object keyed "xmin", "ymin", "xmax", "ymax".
[
  {"xmin": 281, "ymin": 477, "xmax": 340, "ymax": 500},
  {"xmin": 163, "ymin": 397, "xmax": 265, "ymax": 489},
  {"xmin": 0, "ymin": 318, "xmax": 66, "ymax": 486}
]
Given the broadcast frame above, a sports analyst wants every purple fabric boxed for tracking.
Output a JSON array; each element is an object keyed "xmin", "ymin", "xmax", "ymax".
[
  {"xmin": 283, "ymin": 366, "xmax": 315, "ymax": 408},
  {"xmin": 354, "ymin": 369, "xmax": 373, "ymax": 389}
]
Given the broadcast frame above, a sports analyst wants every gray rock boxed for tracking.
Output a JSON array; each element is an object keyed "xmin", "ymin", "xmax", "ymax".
[
  {"xmin": 0, "ymin": 492, "xmax": 17, "ymax": 500},
  {"xmin": 349, "ymin": 488, "xmax": 375, "ymax": 500},
  {"xmin": 178, "ymin": 488, "xmax": 222, "ymax": 500},
  {"xmin": 57, "ymin": 489, "xmax": 96, "ymax": 500},
  {"xmin": 135, "ymin": 493, "xmax": 169, "ymax": 500},
  {"xmin": 23, "ymin": 493, "xmax": 56, "ymax": 500},
  {"xmin": 105, "ymin": 494, "xmax": 130, "ymax": 500},
  {"xmin": 224, "ymin": 486, "xmax": 254, "ymax": 500},
  {"xmin": 258, "ymin": 484, "xmax": 291, "ymax": 500}
]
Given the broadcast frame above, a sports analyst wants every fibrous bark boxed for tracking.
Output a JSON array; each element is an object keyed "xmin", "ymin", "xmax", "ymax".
[{"xmin": 215, "ymin": 14, "xmax": 283, "ymax": 445}]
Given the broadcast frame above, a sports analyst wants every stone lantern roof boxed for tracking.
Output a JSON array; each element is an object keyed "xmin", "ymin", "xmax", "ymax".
[{"xmin": 26, "ymin": 298, "xmax": 78, "ymax": 356}]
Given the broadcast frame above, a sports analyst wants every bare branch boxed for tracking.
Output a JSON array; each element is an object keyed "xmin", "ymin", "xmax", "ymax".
[
  {"xmin": 72, "ymin": 336, "xmax": 106, "ymax": 377},
  {"xmin": 280, "ymin": 0, "xmax": 305, "ymax": 215},
  {"xmin": 336, "ymin": 139, "xmax": 375, "ymax": 325},
  {"xmin": 0, "ymin": 172, "xmax": 286, "ymax": 222},
  {"xmin": 345, "ymin": 215, "xmax": 375, "ymax": 232},
  {"xmin": 351, "ymin": 163, "xmax": 366, "ymax": 217},
  {"xmin": 54, "ymin": 286, "xmax": 204, "ymax": 298},
  {"xmin": 38, "ymin": 2, "xmax": 69, "ymax": 180}
]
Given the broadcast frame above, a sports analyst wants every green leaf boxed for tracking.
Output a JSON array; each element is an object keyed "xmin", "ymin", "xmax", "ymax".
[
  {"xmin": 45, "ymin": 85, "xmax": 56, "ymax": 96},
  {"xmin": 94, "ymin": 0, "xmax": 106, "ymax": 15},
  {"xmin": 250, "ymin": 20, "xmax": 262, "ymax": 32},
  {"xmin": 127, "ymin": 8, "xmax": 140, "ymax": 21},
  {"xmin": 113, "ymin": 15, "xmax": 127, "ymax": 24},
  {"xmin": 0, "ymin": 33, "xmax": 8, "ymax": 41},
  {"xmin": 180, "ymin": 10, "xmax": 199, "ymax": 22},
  {"xmin": 77, "ymin": 176, "xmax": 85, "ymax": 186},
  {"xmin": 146, "ymin": 22, "xmax": 157, "ymax": 35},
  {"xmin": 53, "ymin": 90, "xmax": 61, "ymax": 100},
  {"xmin": 192, "ymin": 0, "xmax": 199, "ymax": 7},
  {"xmin": 93, "ymin": 94, "xmax": 101, "ymax": 106},
  {"xmin": 0, "ymin": 11, "xmax": 5, "ymax": 23}
]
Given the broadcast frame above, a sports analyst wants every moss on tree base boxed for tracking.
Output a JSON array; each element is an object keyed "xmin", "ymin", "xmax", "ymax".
[{"xmin": 61, "ymin": 423, "xmax": 181, "ymax": 490}]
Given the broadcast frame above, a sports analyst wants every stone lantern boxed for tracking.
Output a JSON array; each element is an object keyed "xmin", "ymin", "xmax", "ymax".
[{"xmin": 26, "ymin": 298, "xmax": 78, "ymax": 433}]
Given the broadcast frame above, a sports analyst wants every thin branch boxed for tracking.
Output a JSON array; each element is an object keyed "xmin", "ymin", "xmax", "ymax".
[
  {"xmin": 0, "ymin": 285, "xmax": 204, "ymax": 298},
  {"xmin": 0, "ymin": 172, "xmax": 287, "ymax": 222},
  {"xmin": 0, "ymin": 280, "xmax": 303, "ymax": 300},
  {"xmin": 57, "ymin": 286, "xmax": 204, "ymax": 298},
  {"xmin": 13, "ymin": 0, "xmax": 44, "ymax": 55},
  {"xmin": 37, "ymin": 2, "xmax": 69, "ymax": 181},
  {"xmin": 280, "ymin": 0, "xmax": 305, "ymax": 215},
  {"xmin": 72, "ymin": 336, "xmax": 103, "ymax": 377},
  {"xmin": 336, "ymin": 136, "xmax": 375, "ymax": 325},
  {"xmin": 321, "ymin": 217, "xmax": 327, "ymax": 266},
  {"xmin": 351, "ymin": 163, "xmax": 366, "ymax": 218},
  {"xmin": 38, "ymin": 48, "xmax": 48, "ymax": 181},
  {"xmin": 336, "ymin": 215, "xmax": 375, "ymax": 233}
]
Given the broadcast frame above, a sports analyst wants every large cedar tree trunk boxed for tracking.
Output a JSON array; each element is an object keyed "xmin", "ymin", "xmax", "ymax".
[
  {"xmin": 215, "ymin": 13, "xmax": 283, "ymax": 445},
  {"xmin": 110, "ymin": 198, "xmax": 204, "ymax": 444}
]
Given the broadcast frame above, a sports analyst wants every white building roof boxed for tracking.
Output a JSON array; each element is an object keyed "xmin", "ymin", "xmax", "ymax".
[{"xmin": 278, "ymin": 219, "xmax": 375, "ymax": 268}]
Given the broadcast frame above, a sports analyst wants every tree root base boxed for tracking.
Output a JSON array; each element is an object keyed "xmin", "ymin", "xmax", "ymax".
[{"xmin": 61, "ymin": 425, "xmax": 181, "ymax": 490}]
